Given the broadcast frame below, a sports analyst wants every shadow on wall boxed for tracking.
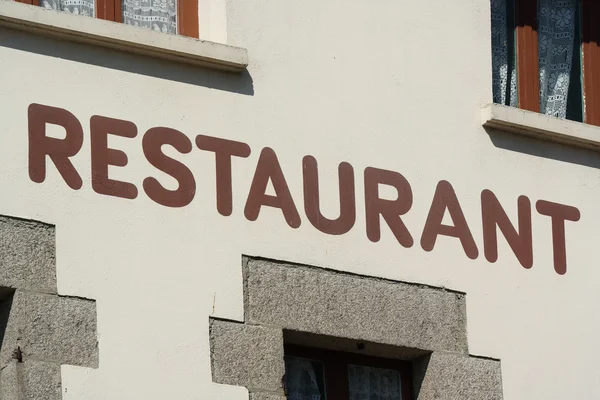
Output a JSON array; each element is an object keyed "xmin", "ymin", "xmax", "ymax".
[
  {"xmin": 0, "ymin": 27, "xmax": 254, "ymax": 96},
  {"xmin": 0, "ymin": 289, "xmax": 14, "ymax": 354},
  {"xmin": 485, "ymin": 127, "xmax": 600, "ymax": 170}
]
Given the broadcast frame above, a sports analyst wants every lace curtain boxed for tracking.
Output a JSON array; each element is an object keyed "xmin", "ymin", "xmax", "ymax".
[
  {"xmin": 285, "ymin": 357, "xmax": 323, "ymax": 400},
  {"xmin": 122, "ymin": 0, "xmax": 177, "ymax": 34},
  {"xmin": 348, "ymin": 365, "xmax": 402, "ymax": 400},
  {"xmin": 491, "ymin": 0, "xmax": 517, "ymax": 106},
  {"xmin": 41, "ymin": 0, "xmax": 94, "ymax": 16},
  {"xmin": 491, "ymin": 0, "xmax": 577, "ymax": 118},
  {"xmin": 538, "ymin": 0, "xmax": 576, "ymax": 119}
]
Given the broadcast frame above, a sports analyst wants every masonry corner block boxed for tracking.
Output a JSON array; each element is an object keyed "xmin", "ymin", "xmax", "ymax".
[
  {"xmin": 0, "ymin": 290, "xmax": 98, "ymax": 368},
  {"xmin": 0, "ymin": 360, "xmax": 62, "ymax": 400},
  {"xmin": 210, "ymin": 318, "xmax": 285, "ymax": 393},
  {"xmin": 414, "ymin": 352, "xmax": 503, "ymax": 400},
  {"xmin": 0, "ymin": 216, "xmax": 57, "ymax": 294},
  {"xmin": 249, "ymin": 393, "xmax": 287, "ymax": 400},
  {"xmin": 245, "ymin": 258, "xmax": 468, "ymax": 354}
]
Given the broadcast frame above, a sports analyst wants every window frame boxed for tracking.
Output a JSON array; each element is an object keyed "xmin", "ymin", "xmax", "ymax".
[
  {"xmin": 581, "ymin": 0, "xmax": 600, "ymax": 126},
  {"xmin": 513, "ymin": 0, "xmax": 599, "ymax": 126},
  {"xmin": 16, "ymin": 0, "xmax": 199, "ymax": 38},
  {"xmin": 284, "ymin": 344, "xmax": 414, "ymax": 400}
]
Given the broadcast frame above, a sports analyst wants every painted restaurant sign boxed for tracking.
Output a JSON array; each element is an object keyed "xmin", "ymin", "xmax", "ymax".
[{"xmin": 27, "ymin": 103, "xmax": 581, "ymax": 275}]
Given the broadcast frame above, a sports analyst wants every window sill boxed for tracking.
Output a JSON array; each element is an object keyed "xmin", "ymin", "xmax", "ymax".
[
  {"xmin": 0, "ymin": 0, "xmax": 248, "ymax": 72},
  {"xmin": 482, "ymin": 104, "xmax": 600, "ymax": 152}
]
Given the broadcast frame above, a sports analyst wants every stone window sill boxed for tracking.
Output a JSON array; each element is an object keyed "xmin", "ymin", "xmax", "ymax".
[
  {"xmin": 0, "ymin": 0, "xmax": 248, "ymax": 72},
  {"xmin": 482, "ymin": 104, "xmax": 600, "ymax": 152}
]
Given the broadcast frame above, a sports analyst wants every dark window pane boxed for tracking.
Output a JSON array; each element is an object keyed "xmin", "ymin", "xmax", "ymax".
[
  {"xmin": 538, "ymin": 0, "xmax": 578, "ymax": 119},
  {"xmin": 347, "ymin": 364, "xmax": 402, "ymax": 400},
  {"xmin": 566, "ymin": 1, "xmax": 583, "ymax": 122},
  {"xmin": 284, "ymin": 356, "xmax": 327, "ymax": 400},
  {"xmin": 491, "ymin": 0, "xmax": 517, "ymax": 106}
]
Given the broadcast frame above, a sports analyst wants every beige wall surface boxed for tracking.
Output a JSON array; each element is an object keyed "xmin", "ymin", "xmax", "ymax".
[{"xmin": 0, "ymin": 0, "xmax": 596, "ymax": 398}]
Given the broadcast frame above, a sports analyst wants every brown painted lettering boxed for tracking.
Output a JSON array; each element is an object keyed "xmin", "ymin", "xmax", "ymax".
[
  {"xmin": 364, "ymin": 167, "xmax": 413, "ymax": 247},
  {"xmin": 244, "ymin": 147, "xmax": 301, "ymax": 228},
  {"xmin": 143, "ymin": 127, "xmax": 195, "ymax": 208},
  {"xmin": 195, "ymin": 135, "xmax": 251, "ymax": 216},
  {"xmin": 536, "ymin": 200, "xmax": 580, "ymax": 275},
  {"xmin": 303, "ymin": 156, "xmax": 355, "ymax": 235},
  {"xmin": 28, "ymin": 103, "xmax": 83, "ymax": 189},
  {"xmin": 90, "ymin": 115, "xmax": 138, "ymax": 199},
  {"xmin": 482, "ymin": 191, "xmax": 533, "ymax": 268},
  {"xmin": 421, "ymin": 181, "xmax": 478, "ymax": 259}
]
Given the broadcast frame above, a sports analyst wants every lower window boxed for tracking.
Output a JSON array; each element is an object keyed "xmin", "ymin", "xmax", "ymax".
[{"xmin": 284, "ymin": 345, "xmax": 413, "ymax": 400}]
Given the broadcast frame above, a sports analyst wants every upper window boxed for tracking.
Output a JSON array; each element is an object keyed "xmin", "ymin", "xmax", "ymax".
[
  {"xmin": 15, "ymin": 0, "xmax": 198, "ymax": 38},
  {"xmin": 491, "ymin": 0, "xmax": 599, "ymax": 126},
  {"xmin": 284, "ymin": 345, "xmax": 413, "ymax": 400}
]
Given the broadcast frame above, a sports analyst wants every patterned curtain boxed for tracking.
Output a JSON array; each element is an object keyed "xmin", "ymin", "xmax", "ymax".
[
  {"xmin": 491, "ymin": 0, "xmax": 517, "ymax": 106},
  {"xmin": 348, "ymin": 365, "xmax": 402, "ymax": 400},
  {"xmin": 41, "ymin": 0, "xmax": 94, "ymax": 16},
  {"xmin": 284, "ymin": 357, "xmax": 323, "ymax": 400},
  {"xmin": 538, "ymin": 0, "xmax": 576, "ymax": 119},
  {"xmin": 122, "ymin": 0, "xmax": 177, "ymax": 34}
]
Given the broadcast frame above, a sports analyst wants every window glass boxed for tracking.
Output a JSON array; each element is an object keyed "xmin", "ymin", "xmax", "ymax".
[
  {"xmin": 40, "ymin": 0, "xmax": 94, "ymax": 17},
  {"xmin": 284, "ymin": 356, "xmax": 327, "ymax": 400},
  {"xmin": 565, "ymin": 1, "xmax": 583, "ymax": 122},
  {"xmin": 122, "ymin": 0, "xmax": 177, "ymax": 34},
  {"xmin": 538, "ymin": 0, "xmax": 577, "ymax": 119},
  {"xmin": 491, "ymin": 0, "xmax": 517, "ymax": 107},
  {"xmin": 491, "ymin": 0, "xmax": 584, "ymax": 121},
  {"xmin": 348, "ymin": 364, "xmax": 402, "ymax": 400}
]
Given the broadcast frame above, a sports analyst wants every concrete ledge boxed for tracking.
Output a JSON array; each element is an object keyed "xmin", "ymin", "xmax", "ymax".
[
  {"xmin": 0, "ymin": 0, "xmax": 248, "ymax": 72},
  {"xmin": 245, "ymin": 258, "xmax": 468, "ymax": 354},
  {"xmin": 414, "ymin": 353, "xmax": 503, "ymax": 400},
  {"xmin": 0, "ymin": 290, "xmax": 98, "ymax": 368},
  {"xmin": 482, "ymin": 103, "xmax": 600, "ymax": 151},
  {"xmin": 0, "ymin": 216, "xmax": 56, "ymax": 294},
  {"xmin": 0, "ymin": 360, "xmax": 62, "ymax": 400},
  {"xmin": 210, "ymin": 319, "xmax": 285, "ymax": 393}
]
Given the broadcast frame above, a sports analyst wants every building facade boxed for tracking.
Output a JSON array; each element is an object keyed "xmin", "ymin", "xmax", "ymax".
[{"xmin": 0, "ymin": 0, "xmax": 597, "ymax": 398}]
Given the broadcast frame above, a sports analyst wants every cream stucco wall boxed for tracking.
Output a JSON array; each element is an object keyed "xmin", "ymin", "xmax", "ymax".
[{"xmin": 0, "ymin": 0, "xmax": 597, "ymax": 398}]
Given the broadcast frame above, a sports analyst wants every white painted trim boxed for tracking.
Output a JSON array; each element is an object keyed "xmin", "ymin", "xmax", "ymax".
[
  {"xmin": 482, "ymin": 103, "xmax": 600, "ymax": 151},
  {"xmin": 0, "ymin": 0, "xmax": 247, "ymax": 72}
]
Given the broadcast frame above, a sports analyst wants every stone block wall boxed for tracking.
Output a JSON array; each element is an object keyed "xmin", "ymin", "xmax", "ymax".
[
  {"xmin": 210, "ymin": 257, "xmax": 503, "ymax": 400},
  {"xmin": 0, "ymin": 216, "xmax": 98, "ymax": 400}
]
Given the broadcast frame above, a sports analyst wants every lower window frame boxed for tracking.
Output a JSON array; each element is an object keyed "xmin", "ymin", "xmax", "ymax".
[{"xmin": 284, "ymin": 344, "xmax": 414, "ymax": 400}]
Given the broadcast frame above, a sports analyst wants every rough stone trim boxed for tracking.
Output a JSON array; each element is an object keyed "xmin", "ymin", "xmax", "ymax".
[
  {"xmin": 248, "ymin": 393, "xmax": 286, "ymax": 400},
  {"xmin": 0, "ymin": 360, "xmax": 62, "ymax": 400},
  {"xmin": 245, "ymin": 257, "xmax": 468, "ymax": 354},
  {"xmin": 413, "ymin": 352, "xmax": 503, "ymax": 400},
  {"xmin": 0, "ymin": 216, "xmax": 56, "ymax": 294},
  {"xmin": 0, "ymin": 215, "xmax": 99, "ymax": 400},
  {"xmin": 210, "ymin": 319, "xmax": 284, "ymax": 393},
  {"xmin": 0, "ymin": 290, "xmax": 98, "ymax": 368},
  {"xmin": 210, "ymin": 256, "xmax": 504, "ymax": 399}
]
